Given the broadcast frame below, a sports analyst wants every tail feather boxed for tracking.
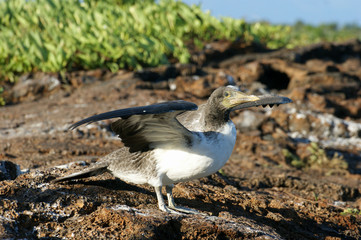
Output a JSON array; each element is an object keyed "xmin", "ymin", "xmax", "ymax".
[{"xmin": 52, "ymin": 162, "xmax": 109, "ymax": 183}]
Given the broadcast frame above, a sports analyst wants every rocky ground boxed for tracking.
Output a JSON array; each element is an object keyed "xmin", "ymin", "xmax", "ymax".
[{"xmin": 1, "ymin": 39, "xmax": 361, "ymax": 239}]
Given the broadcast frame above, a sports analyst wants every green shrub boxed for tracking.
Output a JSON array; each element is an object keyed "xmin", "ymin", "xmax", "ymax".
[
  {"xmin": 0, "ymin": 87, "xmax": 5, "ymax": 106},
  {"xmin": 341, "ymin": 208, "xmax": 361, "ymax": 216},
  {"xmin": 283, "ymin": 142, "xmax": 348, "ymax": 172},
  {"xmin": 286, "ymin": 21, "xmax": 361, "ymax": 49},
  {"xmin": 0, "ymin": 0, "xmax": 250, "ymax": 82},
  {"xmin": 0, "ymin": 0, "xmax": 360, "ymax": 84}
]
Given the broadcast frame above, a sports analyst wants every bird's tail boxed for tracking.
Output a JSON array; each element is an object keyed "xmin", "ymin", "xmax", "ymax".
[{"xmin": 52, "ymin": 162, "xmax": 109, "ymax": 183}]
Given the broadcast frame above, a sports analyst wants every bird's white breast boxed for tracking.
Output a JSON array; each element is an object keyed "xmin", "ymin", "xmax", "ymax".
[{"xmin": 153, "ymin": 121, "xmax": 236, "ymax": 185}]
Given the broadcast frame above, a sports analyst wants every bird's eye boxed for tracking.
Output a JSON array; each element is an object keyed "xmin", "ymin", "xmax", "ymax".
[{"xmin": 224, "ymin": 92, "xmax": 230, "ymax": 97}]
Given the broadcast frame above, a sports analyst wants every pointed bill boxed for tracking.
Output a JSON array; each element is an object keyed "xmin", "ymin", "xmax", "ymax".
[{"xmin": 230, "ymin": 94, "xmax": 292, "ymax": 111}]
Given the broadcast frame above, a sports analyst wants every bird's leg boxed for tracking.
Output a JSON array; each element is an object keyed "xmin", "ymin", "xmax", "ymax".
[
  {"xmin": 166, "ymin": 184, "xmax": 176, "ymax": 208},
  {"xmin": 166, "ymin": 185, "xmax": 199, "ymax": 214},
  {"xmin": 154, "ymin": 186, "xmax": 180, "ymax": 214}
]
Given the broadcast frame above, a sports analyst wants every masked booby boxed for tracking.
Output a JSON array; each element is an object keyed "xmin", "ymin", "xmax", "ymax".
[{"xmin": 54, "ymin": 86, "xmax": 292, "ymax": 213}]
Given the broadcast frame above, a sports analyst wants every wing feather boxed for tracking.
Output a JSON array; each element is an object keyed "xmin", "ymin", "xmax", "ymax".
[
  {"xmin": 69, "ymin": 100, "xmax": 197, "ymax": 130},
  {"xmin": 69, "ymin": 100, "xmax": 198, "ymax": 152},
  {"xmin": 111, "ymin": 112, "xmax": 194, "ymax": 152}
]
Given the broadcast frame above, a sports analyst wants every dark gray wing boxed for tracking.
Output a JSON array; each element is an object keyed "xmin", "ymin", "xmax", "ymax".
[
  {"xmin": 111, "ymin": 111, "xmax": 196, "ymax": 152},
  {"xmin": 231, "ymin": 95, "xmax": 292, "ymax": 111},
  {"xmin": 69, "ymin": 100, "xmax": 197, "ymax": 130},
  {"xmin": 69, "ymin": 100, "xmax": 198, "ymax": 152}
]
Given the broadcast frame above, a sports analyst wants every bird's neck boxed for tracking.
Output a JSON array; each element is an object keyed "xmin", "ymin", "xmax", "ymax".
[{"xmin": 201, "ymin": 104, "xmax": 230, "ymax": 132}]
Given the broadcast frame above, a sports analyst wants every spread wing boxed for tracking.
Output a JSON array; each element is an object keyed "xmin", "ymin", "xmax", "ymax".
[
  {"xmin": 69, "ymin": 100, "xmax": 198, "ymax": 152},
  {"xmin": 231, "ymin": 95, "xmax": 292, "ymax": 111}
]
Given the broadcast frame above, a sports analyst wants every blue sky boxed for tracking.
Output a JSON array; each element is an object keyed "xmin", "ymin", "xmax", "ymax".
[{"xmin": 182, "ymin": 0, "xmax": 361, "ymax": 26}]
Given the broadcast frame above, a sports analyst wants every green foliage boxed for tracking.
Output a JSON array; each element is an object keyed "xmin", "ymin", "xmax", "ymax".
[
  {"xmin": 306, "ymin": 142, "xmax": 348, "ymax": 170},
  {"xmin": 250, "ymin": 22, "xmax": 291, "ymax": 49},
  {"xmin": 283, "ymin": 142, "xmax": 348, "ymax": 172},
  {"xmin": 282, "ymin": 148, "xmax": 305, "ymax": 169},
  {"xmin": 0, "ymin": 0, "xmax": 360, "ymax": 85},
  {"xmin": 341, "ymin": 208, "xmax": 361, "ymax": 216},
  {"xmin": 286, "ymin": 21, "xmax": 361, "ymax": 49},
  {"xmin": 313, "ymin": 192, "xmax": 319, "ymax": 201},
  {"xmin": 0, "ymin": 87, "xmax": 5, "ymax": 106},
  {"xmin": 0, "ymin": 0, "xmax": 249, "ymax": 82},
  {"xmin": 218, "ymin": 168, "xmax": 227, "ymax": 177}
]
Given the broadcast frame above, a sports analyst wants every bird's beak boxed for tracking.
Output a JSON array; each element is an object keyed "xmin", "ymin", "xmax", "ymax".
[
  {"xmin": 230, "ymin": 93, "xmax": 293, "ymax": 111},
  {"xmin": 229, "ymin": 92, "xmax": 260, "ymax": 107},
  {"xmin": 227, "ymin": 92, "xmax": 260, "ymax": 109}
]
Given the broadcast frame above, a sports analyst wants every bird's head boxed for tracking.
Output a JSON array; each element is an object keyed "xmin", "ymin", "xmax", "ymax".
[
  {"xmin": 203, "ymin": 86, "xmax": 291, "ymax": 129},
  {"xmin": 208, "ymin": 86, "xmax": 260, "ymax": 114},
  {"xmin": 204, "ymin": 86, "xmax": 261, "ymax": 125}
]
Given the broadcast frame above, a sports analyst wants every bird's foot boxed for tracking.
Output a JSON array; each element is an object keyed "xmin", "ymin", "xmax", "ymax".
[
  {"xmin": 168, "ymin": 205, "xmax": 200, "ymax": 214},
  {"xmin": 159, "ymin": 204, "xmax": 202, "ymax": 215},
  {"xmin": 159, "ymin": 204, "xmax": 183, "ymax": 214}
]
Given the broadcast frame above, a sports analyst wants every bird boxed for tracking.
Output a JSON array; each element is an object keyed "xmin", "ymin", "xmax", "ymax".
[{"xmin": 54, "ymin": 86, "xmax": 292, "ymax": 214}]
